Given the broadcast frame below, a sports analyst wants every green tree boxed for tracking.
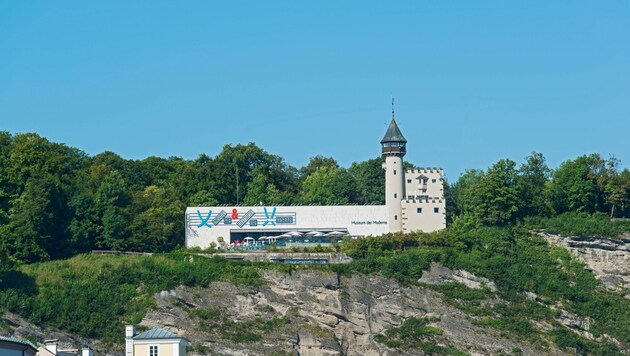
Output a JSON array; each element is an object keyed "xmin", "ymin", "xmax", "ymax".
[
  {"xmin": 516, "ymin": 152, "xmax": 551, "ymax": 218},
  {"xmin": 348, "ymin": 157, "xmax": 385, "ymax": 204},
  {"xmin": 211, "ymin": 143, "xmax": 298, "ymax": 204},
  {"xmin": 546, "ymin": 154, "xmax": 603, "ymax": 214},
  {"xmin": 450, "ymin": 169, "xmax": 485, "ymax": 226},
  {"xmin": 452, "ymin": 160, "xmax": 519, "ymax": 226},
  {"xmin": 129, "ymin": 185, "xmax": 184, "ymax": 252},
  {"xmin": 187, "ymin": 190, "xmax": 219, "ymax": 206},
  {"xmin": 95, "ymin": 171, "xmax": 131, "ymax": 250},
  {"xmin": 478, "ymin": 159, "xmax": 520, "ymax": 225},
  {"xmin": 243, "ymin": 173, "xmax": 284, "ymax": 206},
  {"xmin": 300, "ymin": 166, "xmax": 358, "ymax": 205},
  {"xmin": 0, "ymin": 131, "xmax": 14, "ymax": 226},
  {"xmin": 598, "ymin": 157, "xmax": 630, "ymax": 218},
  {"xmin": 0, "ymin": 176, "xmax": 58, "ymax": 262},
  {"xmin": 300, "ymin": 155, "xmax": 339, "ymax": 179}
]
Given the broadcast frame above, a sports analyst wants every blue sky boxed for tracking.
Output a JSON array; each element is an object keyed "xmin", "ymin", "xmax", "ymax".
[{"xmin": 1, "ymin": 1, "xmax": 629, "ymax": 179}]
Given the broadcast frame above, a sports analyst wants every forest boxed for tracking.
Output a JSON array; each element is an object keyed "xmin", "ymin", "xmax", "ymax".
[{"xmin": 0, "ymin": 131, "xmax": 629, "ymax": 267}]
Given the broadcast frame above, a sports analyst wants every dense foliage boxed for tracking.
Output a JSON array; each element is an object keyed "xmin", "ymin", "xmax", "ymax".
[
  {"xmin": 0, "ymin": 253, "xmax": 263, "ymax": 342},
  {"xmin": 338, "ymin": 228, "xmax": 629, "ymax": 354},
  {"xmin": 0, "ymin": 132, "xmax": 385, "ymax": 266},
  {"xmin": 1, "ymin": 131, "xmax": 630, "ymax": 353},
  {"xmin": 448, "ymin": 152, "xmax": 630, "ymax": 228},
  {"xmin": 3, "ymin": 224, "xmax": 629, "ymax": 352},
  {"xmin": 1, "ymin": 132, "xmax": 629, "ymax": 268}
]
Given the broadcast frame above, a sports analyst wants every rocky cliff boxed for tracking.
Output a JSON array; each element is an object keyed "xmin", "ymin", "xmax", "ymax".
[
  {"xmin": 5, "ymin": 240, "xmax": 629, "ymax": 355},
  {"xmin": 138, "ymin": 268, "xmax": 567, "ymax": 356},
  {"xmin": 541, "ymin": 232, "xmax": 630, "ymax": 295}
]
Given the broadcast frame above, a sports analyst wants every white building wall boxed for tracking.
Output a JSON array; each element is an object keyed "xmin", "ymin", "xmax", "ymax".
[
  {"xmin": 401, "ymin": 199, "xmax": 446, "ymax": 233},
  {"xmin": 383, "ymin": 156, "xmax": 405, "ymax": 232},
  {"xmin": 186, "ymin": 205, "xmax": 390, "ymax": 248},
  {"xmin": 404, "ymin": 168, "xmax": 444, "ymax": 200}
]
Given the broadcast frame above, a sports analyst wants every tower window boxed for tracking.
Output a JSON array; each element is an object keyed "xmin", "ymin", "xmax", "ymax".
[
  {"xmin": 417, "ymin": 208, "xmax": 422, "ymax": 213},
  {"xmin": 432, "ymin": 179, "xmax": 437, "ymax": 183},
  {"xmin": 407, "ymin": 179, "xmax": 411, "ymax": 183},
  {"xmin": 394, "ymin": 194, "xmax": 397, "ymax": 198},
  {"xmin": 434, "ymin": 207, "xmax": 439, "ymax": 213},
  {"xmin": 395, "ymin": 215, "xmax": 398, "ymax": 220},
  {"xmin": 394, "ymin": 170, "xmax": 396, "ymax": 175}
]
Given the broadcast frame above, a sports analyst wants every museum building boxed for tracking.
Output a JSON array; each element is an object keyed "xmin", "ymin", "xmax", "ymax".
[{"xmin": 185, "ymin": 112, "xmax": 445, "ymax": 248}]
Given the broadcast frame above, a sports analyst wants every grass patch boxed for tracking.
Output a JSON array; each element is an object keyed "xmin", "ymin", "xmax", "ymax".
[
  {"xmin": 525, "ymin": 212, "xmax": 630, "ymax": 239},
  {"xmin": 0, "ymin": 253, "xmax": 263, "ymax": 343},
  {"xmin": 375, "ymin": 317, "xmax": 467, "ymax": 355}
]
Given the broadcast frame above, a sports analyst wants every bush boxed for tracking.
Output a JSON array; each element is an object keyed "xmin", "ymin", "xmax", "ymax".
[
  {"xmin": 525, "ymin": 212, "xmax": 630, "ymax": 239},
  {"xmin": 0, "ymin": 253, "xmax": 264, "ymax": 342}
]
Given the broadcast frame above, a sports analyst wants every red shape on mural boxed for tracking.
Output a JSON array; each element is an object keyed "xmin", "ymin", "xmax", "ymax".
[{"xmin": 232, "ymin": 209, "xmax": 239, "ymax": 219}]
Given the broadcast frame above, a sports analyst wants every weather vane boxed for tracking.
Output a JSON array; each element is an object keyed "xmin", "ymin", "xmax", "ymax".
[{"xmin": 391, "ymin": 97, "xmax": 395, "ymax": 119}]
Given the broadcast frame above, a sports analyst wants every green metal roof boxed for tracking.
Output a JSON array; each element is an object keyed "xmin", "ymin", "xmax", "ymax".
[
  {"xmin": 0, "ymin": 335, "xmax": 38, "ymax": 350},
  {"xmin": 380, "ymin": 118, "xmax": 407, "ymax": 144},
  {"xmin": 133, "ymin": 327, "xmax": 182, "ymax": 340}
]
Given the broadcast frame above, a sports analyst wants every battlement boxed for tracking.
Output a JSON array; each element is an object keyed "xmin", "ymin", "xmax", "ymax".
[
  {"xmin": 403, "ymin": 198, "xmax": 444, "ymax": 204},
  {"xmin": 406, "ymin": 167, "xmax": 444, "ymax": 175}
]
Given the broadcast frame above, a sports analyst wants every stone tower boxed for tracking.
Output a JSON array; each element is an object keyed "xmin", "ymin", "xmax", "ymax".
[{"xmin": 381, "ymin": 114, "xmax": 407, "ymax": 233}]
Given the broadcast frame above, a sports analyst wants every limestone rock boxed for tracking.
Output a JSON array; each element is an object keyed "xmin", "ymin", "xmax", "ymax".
[
  {"xmin": 541, "ymin": 233, "xmax": 630, "ymax": 291},
  {"xmin": 419, "ymin": 262, "xmax": 498, "ymax": 292}
]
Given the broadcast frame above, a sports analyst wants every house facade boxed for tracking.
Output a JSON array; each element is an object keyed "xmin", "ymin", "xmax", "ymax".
[{"xmin": 125, "ymin": 326, "xmax": 187, "ymax": 356}]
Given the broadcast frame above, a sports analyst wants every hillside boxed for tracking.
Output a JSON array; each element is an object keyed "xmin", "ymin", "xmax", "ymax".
[{"xmin": 1, "ymin": 223, "xmax": 630, "ymax": 355}]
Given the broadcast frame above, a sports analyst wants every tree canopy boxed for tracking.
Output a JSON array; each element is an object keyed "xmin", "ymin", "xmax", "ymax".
[{"xmin": 1, "ymin": 132, "xmax": 629, "ymax": 265}]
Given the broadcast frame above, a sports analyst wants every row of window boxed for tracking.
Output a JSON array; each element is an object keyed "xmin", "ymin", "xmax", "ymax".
[
  {"xmin": 383, "ymin": 142, "xmax": 406, "ymax": 148},
  {"xmin": 408, "ymin": 178, "xmax": 437, "ymax": 184},
  {"xmin": 395, "ymin": 207, "xmax": 440, "ymax": 221},
  {"xmin": 417, "ymin": 207, "xmax": 439, "ymax": 213}
]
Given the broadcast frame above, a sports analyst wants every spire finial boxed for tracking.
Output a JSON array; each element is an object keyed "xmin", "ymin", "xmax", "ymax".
[{"xmin": 391, "ymin": 97, "xmax": 395, "ymax": 120}]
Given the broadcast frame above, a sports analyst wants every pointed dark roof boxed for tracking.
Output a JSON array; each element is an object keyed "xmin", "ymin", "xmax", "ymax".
[
  {"xmin": 380, "ymin": 118, "xmax": 407, "ymax": 144},
  {"xmin": 133, "ymin": 327, "xmax": 183, "ymax": 340}
]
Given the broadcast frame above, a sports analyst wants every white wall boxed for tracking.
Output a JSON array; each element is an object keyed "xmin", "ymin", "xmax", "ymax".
[
  {"xmin": 185, "ymin": 205, "xmax": 390, "ymax": 248},
  {"xmin": 401, "ymin": 199, "xmax": 446, "ymax": 233},
  {"xmin": 405, "ymin": 168, "xmax": 444, "ymax": 200},
  {"xmin": 383, "ymin": 156, "xmax": 405, "ymax": 232}
]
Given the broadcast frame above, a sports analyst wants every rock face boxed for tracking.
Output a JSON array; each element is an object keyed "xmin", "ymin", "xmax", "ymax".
[
  {"xmin": 541, "ymin": 233, "xmax": 630, "ymax": 292},
  {"xmin": 139, "ymin": 270, "xmax": 561, "ymax": 356},
  {"xmin": 419, "ymin": 262, "xmax": 498, "ymax": 292}
]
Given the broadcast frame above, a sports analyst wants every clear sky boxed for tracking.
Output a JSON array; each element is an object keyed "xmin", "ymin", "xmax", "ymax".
[{"xmin": 1, "ymin": 1, "xmax": 629, "ymax": 179}]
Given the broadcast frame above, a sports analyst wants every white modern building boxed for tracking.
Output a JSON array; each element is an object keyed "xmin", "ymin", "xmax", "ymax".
[{"xmin": 185, "ymin": 111, "xmax": 445, "ymax": 249}]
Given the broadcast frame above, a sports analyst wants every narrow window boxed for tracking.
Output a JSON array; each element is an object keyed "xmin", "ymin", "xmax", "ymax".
[
  {"xmin": 395, "ymin": 215, "xmax": 398, "ymax": 220},
  {"xmin": 149, "ymin": 345, "xmax": 158, "ymax": 356},
  {"xmin": 394, "ymin": 193, "xmax": 397, "ymax": 198},
  {"xmin": 417, "ymin": 208, "xmax": 422, "ymax": 213},
  {"xmin": 434, "ymin": 207, "xmax": 439, "ymax": 213},
  {"xmin": 394, "ymin": 170, "xmax": 397, "ymax": 175}
]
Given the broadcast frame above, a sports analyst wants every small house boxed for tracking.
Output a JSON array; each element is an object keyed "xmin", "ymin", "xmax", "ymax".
[{"xmin": 125, "ymin": 326, "xmax": 187, "ymax": 356}]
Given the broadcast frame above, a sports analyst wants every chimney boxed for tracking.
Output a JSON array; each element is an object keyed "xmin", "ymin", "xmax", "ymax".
[
  {"xmin": 125, "ymin": 325, "xmax": 135, "ymax": 356},
  {"xmin": 125, "ymin": 325, "xmax": 135, "ymax": 339},
  {"xmin": 44, "ymin": 339, "xmax": 59, "ymax": 355},
  {"xmin": 81, "ymin": 347, "xmax": 93, "ymax": 356}
]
